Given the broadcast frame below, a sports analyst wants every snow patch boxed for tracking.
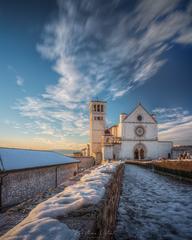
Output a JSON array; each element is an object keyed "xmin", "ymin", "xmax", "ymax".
[{"xmin": 2, "ymin": 218, "xmax": 79, "ymax": 240}]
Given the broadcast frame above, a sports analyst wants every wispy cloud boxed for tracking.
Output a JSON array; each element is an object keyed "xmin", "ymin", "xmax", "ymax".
[
  {"xmin": 153, "ymin": 107, "xmax": 192, "ymax": 145},
  {"xmin": 8, "ymin": 65, "xmax": 25, "ymax": 88},
  {"xmin": 15, "ymin": 0, "xmax": 192, "ymax": 146},
  {"xmin": 175, "ymin": 29, "xmax": 192, "ymax": 44},
  {"xmin": 16, "ymin": 75, "xmax": 24, "ymax": 86},
  {"xmin": 36, "ymin": 0, "xmax": 192, "ymax": 99}
]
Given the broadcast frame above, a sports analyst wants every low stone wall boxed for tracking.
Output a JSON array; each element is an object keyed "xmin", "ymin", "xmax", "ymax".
[
  {"xmin": 0, "ymin": 163, "xmax": 78, "ymax": 208},
  {"xmin": 153, "ymin": 160, "xmax": 192, "ymax": 179},
  {"xmin": 126, "ymin": 160, "xmax": 192, "ymax": 179},
  {"xmin": 63, "ymin": 163, "xmax": 124, "ymax": 239},
  {"xmin": 74, "ymin": 156, "xmax": 95, "ymax": 170},
  {"xmin": 1, "ymin": 163, "xmax": 124, "ymax": 240},
  {"xmin": 153, "ymin": 159, "xmax": 192, "ymax": 171}
]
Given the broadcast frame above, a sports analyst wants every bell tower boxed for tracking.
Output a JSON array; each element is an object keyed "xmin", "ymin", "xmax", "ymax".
[{"xmin": 89, "ymin": 100, "xmax": 106, "ymax": 162}]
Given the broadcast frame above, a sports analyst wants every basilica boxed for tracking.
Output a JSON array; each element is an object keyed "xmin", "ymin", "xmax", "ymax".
[{"xmin": 89, "ymin": 100, "xmax": 172, "ymax": 161}]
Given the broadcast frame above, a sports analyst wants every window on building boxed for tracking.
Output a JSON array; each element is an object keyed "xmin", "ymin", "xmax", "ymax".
[
  {"xmin": 137, "ymin": 115, "xmax": 142, "ymax": 121},
  {"xmin": 94, "ymin": 104, "xmax": 96, "ymax": 111},
  {"xmin": 101, "ymin": 105, "xmax": 104, "ymax": 112},
  {"xmin": 97, "ymin": 105, "xmax": 100, "ymax": 112},
  {"xmin": 93, "ymin": 116, "xmax": 103, "ymax": 120}
]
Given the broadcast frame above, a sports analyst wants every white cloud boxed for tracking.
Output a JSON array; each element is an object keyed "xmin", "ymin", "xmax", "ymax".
[
  {"xmin": 159, "ymin": 120, "xmax": 192, "ymax": 145},
  {"xmin": 132, "ymin": 0, "xmax": 180, "ymax": 31},
  {"xmin": 153, "ymin": 107, "xmax": 192, "ymax": 145},
  {"xmin": 175, "ymin": 30, "xmax": 192, "ymax": 44},
  {"xmin": 132, "ymin": 58, "xmax": 166, "ymax": 84},
  {"xmin": 36, "ymin": 0, "xmax": 192, "ymax": 98},
  {"xmin": 138, "ymin": 11, "xmax": 191, "ymax": 50}
]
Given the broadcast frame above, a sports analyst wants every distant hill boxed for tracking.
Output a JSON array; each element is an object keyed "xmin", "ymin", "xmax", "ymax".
[{"xmin": 53, "ymin": 149, "xmax": 79, "ymax": 156}]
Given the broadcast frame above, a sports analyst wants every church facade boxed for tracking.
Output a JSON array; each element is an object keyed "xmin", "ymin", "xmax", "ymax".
[{"xmin": 89, "ymin": 100, "xmax": 172, "ymax": 161}]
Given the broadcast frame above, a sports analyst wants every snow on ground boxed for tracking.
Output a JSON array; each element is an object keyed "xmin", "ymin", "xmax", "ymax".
[
  {"xmin": 2, "ymin": 218, "xmax": 80, "ymax": 240},
  {"xmin": 1, "ymin": 162, "xmax": 120, "ymax": 240}
]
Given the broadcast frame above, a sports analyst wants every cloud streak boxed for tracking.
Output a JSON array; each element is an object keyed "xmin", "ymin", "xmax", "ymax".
[
  {"xmin": 36, "ymin": 0, "xmax": 192, "ymax": 100},
  {"xmin": 153, "ymin": 107, "xmax": 192, "ymax": 145}
]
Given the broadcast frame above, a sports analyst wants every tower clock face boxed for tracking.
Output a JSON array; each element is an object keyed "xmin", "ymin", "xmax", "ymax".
[{"xmin": 135, "ymin": 126, "xmax": 145, "ymax": 137}]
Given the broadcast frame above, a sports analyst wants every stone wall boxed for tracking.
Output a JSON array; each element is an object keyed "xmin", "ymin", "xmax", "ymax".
[
  {"xmin": 73, "ymin": 156, "xmax": 95, "ymax": 170},
  {"xmin": 153, "ymin": 160, "xmax": 192, "ymax": 171},
  {"xmin": 0, "ymin": 163, "xmax": 78, "ymax": 208},
  {"xmin": 57, "ymin": 164, "xmax": 78, "ymax": 185},
  {"xmin": 153, "ymin": 160, "xmax": 192, "ymax": 179},
  {"xmin": 126, "ymin": 160, "xmax": 192, "ymax": 179},
  {"xmin": 60, "ymin": 163, "xmax": 124, "ymax": 239}
]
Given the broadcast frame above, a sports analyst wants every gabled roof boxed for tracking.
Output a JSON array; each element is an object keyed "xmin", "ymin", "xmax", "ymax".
[
  {"xmin": 123, "ymin": 103, "xmax": 157, "ymax": 123},
  {"xmin": 0, "ymin": 148, "xmax": 79, "ymax": 172}
]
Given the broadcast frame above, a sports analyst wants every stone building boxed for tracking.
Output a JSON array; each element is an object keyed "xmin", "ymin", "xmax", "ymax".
[
  {"xmin": 89, "ymin": 101, "xmax": 173, "ymax": 161},
  {"xmin": 0, "ymin": 148, "xmax": 79, "ymax": 208},
  {"xmin": 89, "ymin": 100, "xmax": 106, "ymax": 162},
  {"xmin": 81, "ymin": 144, "xmax": 90, "ymax": 157}
]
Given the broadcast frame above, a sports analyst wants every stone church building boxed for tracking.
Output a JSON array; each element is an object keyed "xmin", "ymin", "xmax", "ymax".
[{"xmin": 89, "ymin": 100, "xmax": 172, "ymax": 161}]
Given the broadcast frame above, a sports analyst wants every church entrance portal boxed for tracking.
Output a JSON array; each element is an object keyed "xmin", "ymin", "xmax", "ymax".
[
  {"xmin": 134, "ymin": 144, "xmax": 146, "ymax": 160},
  {"xmin": 134, "ymin": 149, "xmax": 139, "ymax": 159}
]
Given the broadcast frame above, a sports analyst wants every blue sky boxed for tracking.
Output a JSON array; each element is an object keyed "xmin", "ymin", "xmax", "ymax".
[{"xmin": 0, "ymin": 0, "xmax": 192, "ymax": 149}]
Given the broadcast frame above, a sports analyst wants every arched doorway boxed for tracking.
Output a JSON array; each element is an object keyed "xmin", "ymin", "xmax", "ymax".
[
  {"xmin": 140, "ymin": 148, "xmax": 144, "ymax": 159},
  {"xmin": 134, "ymin": 149, "xmax": 139, "ymax": 159},
  {"xmin": 134, "ymin": 144, "xmax": 146, "ymax": 160}
]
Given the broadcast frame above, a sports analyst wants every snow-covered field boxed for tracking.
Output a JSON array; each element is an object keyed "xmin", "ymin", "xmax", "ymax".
[{"xmin": 1, "ymin": 162, "xmax": 120, "ymax": 240}]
